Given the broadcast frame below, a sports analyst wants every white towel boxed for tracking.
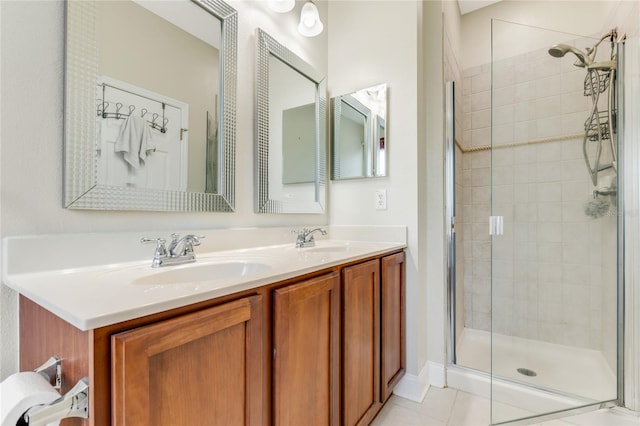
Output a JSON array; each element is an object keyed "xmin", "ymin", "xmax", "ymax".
[{"xmin": 114, "ymin": 115, "xmax": 155, "ymax": 169}]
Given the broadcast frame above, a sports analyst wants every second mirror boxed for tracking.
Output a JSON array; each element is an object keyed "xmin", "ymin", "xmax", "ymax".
[{"xmin": 330, "ymin": 84, "xmax": 387, "ymax": 180}]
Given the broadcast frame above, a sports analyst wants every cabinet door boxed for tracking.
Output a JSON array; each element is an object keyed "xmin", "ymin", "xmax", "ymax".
[
  {"xmin": 112, "ymin": 295, "xmax": 264, "ymax": 426},
  {"xmin": 273, "ymin": 272, "xmax": 340, "ymax": 426},
  {"xmin": 342, "ymin": 259, "xmax": 381, "ymax": 426},
  {"xmin": 381, "ymin": 252, "xmax": 406, "ymax": 401}
]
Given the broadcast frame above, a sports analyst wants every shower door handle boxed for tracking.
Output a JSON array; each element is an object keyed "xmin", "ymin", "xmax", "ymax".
[{"xmin": 489, "ymin": 216, "xmax": 504, "ymax": 236}]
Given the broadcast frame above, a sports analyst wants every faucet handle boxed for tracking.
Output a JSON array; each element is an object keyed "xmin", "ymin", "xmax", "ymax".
[
  {"xmin": 141, "ymin": 237, "xmax": 167, "ymax": 249},
  {"xmin": 183, "ymin": 234, "xmax": 205, "ymax": 249},
  {"xmin": 141, "ymin": 238, "xmax": 167, "ymax": 267}
]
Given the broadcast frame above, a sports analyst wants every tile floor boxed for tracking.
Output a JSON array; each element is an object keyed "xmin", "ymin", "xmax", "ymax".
[{"xmin": 372, "ymin": 387, "xmax": 640, "ymax": 426}]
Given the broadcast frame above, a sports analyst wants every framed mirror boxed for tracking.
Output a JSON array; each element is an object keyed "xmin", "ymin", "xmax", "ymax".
[
  {"xmin": 64, "ymin": 0, "xmax": 237, "ymax": 211},
  {"xmin": 255, "ymin": 28, "xmax": 327, "ymax": 214},
  {"xmin": 330, "ymin": 84, "xmax": 387, "ymax": 180}
]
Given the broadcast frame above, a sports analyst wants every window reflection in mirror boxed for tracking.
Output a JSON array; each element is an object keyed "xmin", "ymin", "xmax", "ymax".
[
  {"xmin": 331, "ymin": 84, "xmax": 387, "ymax": 180},
  {"xmin": 97, "ymin": 0, "xmax": 221, "ymax": 193}
]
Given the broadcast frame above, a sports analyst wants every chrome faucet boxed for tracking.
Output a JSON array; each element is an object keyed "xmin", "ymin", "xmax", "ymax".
[
  {"xmin": 293, "ymin": 227, "xmax": 327, "ymax": 248},
  {"xmin": 141, "ymin": 234, "xmax": 204, "ymax": 268}
]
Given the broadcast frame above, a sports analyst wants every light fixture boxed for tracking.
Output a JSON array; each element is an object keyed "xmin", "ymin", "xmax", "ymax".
[
  {"xmin": 298, "ymin": 1, "xmax": 323, "ymax": 37},
  {"xmin": 268, "ymin": 0, "xmax": 295, "ymax": 13}
]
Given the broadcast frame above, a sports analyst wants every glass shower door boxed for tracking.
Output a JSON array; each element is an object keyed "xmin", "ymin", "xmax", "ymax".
[{"xmin": 489, "ymin": 19, "xmax": 621, "ymax": 424}]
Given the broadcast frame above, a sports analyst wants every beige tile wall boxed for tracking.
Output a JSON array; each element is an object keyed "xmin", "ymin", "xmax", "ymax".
[{"xmin": 460, "ymin": 35, "xmax": 618, "ymax": 354}]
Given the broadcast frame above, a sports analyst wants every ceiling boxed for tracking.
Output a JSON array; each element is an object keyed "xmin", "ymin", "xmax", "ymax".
[{"xmin": 457, "ymin": 0, "xmax": 503, "ymax": 15}]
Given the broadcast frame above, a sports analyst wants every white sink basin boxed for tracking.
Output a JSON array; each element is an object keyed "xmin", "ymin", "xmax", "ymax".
[{"xmin": 132, "ymin": 260, "xmax": 271, "ymax": 285}]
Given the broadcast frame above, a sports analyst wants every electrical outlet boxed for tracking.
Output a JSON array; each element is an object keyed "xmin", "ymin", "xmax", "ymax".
[{"xmin": 375, "ymin": 189, "xmax": 387, "ymax": 210}]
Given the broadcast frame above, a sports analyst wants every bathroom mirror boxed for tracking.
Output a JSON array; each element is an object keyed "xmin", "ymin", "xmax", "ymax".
[
  {"xmin": 330, "ymin": 84, "xmax": 387, "ymax": 180},
  {"xmin": 255, "ymin": 29, "xmax": 327, "ymax": 214},
  {"xmin": 64, "ymin": 0, "xmax": 237, "ymax": 211}
]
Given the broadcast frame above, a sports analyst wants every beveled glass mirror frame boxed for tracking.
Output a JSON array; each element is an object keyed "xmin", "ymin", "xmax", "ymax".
[
  {"xmin": 64, "ymin": 0, "xmax": 237, "ymax": 211},
  {"xmin": 255, "ymin": 28, "xmax": 327, "ymax": 214}
]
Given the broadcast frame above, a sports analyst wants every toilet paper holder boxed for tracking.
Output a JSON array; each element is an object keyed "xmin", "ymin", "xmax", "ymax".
[
  {"xmin": 21, "ymin": 357, "xmax": 89, "ymax": 426},
  {"xmin": 33, "ymin": 356, "xmax": 62, "ymax": 390}
]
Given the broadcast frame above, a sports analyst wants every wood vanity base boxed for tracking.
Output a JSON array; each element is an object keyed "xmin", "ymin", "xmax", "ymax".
[{"xmin": 20, "ymin": 250, "xmax": 405, "ymax": 426}]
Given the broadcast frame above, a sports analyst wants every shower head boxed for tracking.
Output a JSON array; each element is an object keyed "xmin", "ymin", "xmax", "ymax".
[{"xmin": 548, "ymin": 44, "xmax": 590, "ymax": 67}]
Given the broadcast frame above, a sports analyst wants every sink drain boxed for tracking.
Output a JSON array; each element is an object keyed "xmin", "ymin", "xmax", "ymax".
[{"xmin": 517, "ymin": 368, "xmax": 537, "ymax": 377}]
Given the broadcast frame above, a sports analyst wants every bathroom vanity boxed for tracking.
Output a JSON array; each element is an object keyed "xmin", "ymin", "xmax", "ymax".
[{"xmin": 8, "ymin": 233, "xmax": 405, "ymax": 426}]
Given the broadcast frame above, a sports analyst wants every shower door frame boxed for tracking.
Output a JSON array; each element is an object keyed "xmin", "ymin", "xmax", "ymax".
[{"xmin": 444, "ymin": 25, "xmax": 627, "ymax": 423}]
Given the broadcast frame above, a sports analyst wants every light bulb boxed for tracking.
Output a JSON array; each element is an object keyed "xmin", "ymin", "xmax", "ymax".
[
  {"xmin": 298, "ymin": 2, "xmax": 323, "ymax": 37},
  {"xmin": 268, "ymin": 0, "xmax": 295, "ymax": 13}
]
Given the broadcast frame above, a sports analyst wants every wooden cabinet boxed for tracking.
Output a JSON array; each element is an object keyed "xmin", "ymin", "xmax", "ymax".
[
  {"xmin": 272, "ymin": 272, "xmax": 340, "ymax": 425},
  {"xmin": 380, "ymin": 252, "xmax": 406, "ymax": 402},
  {"xmin": 342, "ymin": 259, "xmax": 381, "ymax": 426},
  {"xmin": 111, "ymin": 295, "xmax": 264, "ymax": 426},
  {"xmin": 19, "ymin": 250, "xmax": 404, "ymax": 426}
]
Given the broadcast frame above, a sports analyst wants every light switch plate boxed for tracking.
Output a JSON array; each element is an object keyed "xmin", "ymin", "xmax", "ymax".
[{"xmin": 375, "ymin": 190, "xmax": 387, "ymax": 210}]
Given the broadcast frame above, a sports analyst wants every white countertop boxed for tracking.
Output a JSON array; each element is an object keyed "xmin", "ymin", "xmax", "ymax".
[{"xmin": 3, "ymin": 227, "xmax": 406, "ymax": 331}]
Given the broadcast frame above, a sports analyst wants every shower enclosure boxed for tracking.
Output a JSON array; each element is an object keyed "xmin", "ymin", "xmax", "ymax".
[{"xmin": 446, "ymin": 20, "xmax": 624, "ymax": 424}]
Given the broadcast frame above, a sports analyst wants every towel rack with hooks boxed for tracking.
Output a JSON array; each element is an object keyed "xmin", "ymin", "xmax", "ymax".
[
  {"xmin": 97, "ymin": 100, "xmax": 168, "ymax": 134},
  {"xmin": 97, "ymin": 83, "xmax": 172, "ymax": 133}
]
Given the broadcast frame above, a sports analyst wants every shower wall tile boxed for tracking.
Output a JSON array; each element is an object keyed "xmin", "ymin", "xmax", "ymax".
[
  {"xmin": 537, "ymin": 242, "xmax": 563, "ymax": 263},
  {"xmin": 471, "ymin": 108, "xmax": 490, "ymax": 129},
  {"xmin": 515, "ymin": 81, "xmax": 536, "ymax": 101},
  {"xmin": 561, "ymin": 180, "xmax": 590, "ymax": 202},
  {"xmin": 539, "ymin": 302, "xmax": 564, "ymax": 324},
  {"xmin": 493, "ymin": 86, "xmax": 515, "ymax": 107},
  {"xmin": 562, "ymin": 143, "xmax": 588, "ymax": 169},
  {"xmin": 536, "ymin": 75, "xmax": 562, "ymax": 99},
  {"xmin": 561, "ymin": 91, "xmax": 590, "ymax": 114},
  {"xmin": 470, "ymin": 150, "xmax": 491, "ymax": 168},
  {"xmin": 493, "ymin": 124, "xmax": 515, "ymax": 145},
  {"xmin": 471, "ymin": 91, "xmax": 490, "ymax": 111},
  {"xmin": 562, "ymin": 159, "xmax": 587, "ymax": 181},
  {"xmin": 470, "ymin": 167, "xmax": 490, "ymax": 186},
  {"xmin": 561, "ymin": 111, "xmax": 588, "ymax": 134},
  {"xmin": 492, "ymin": 147, "xmax": 513, "ymax": 166},
  {"xmin": 471, "ymin": 127, "xmax": 490, "ymax": 147},
  {"xmin": 535, "ymin": 162, "xmax": 562, "ymax": 183},
  {"xmin": 535, "ymin": 96, "xmax": 562, "ymax": 119},
  {"xmin": 537, "ymin": 116, "xmax": 563, "ymax": 138},
  {"xmin": 561, "ymin": 69, "xmax": 585, "ymax": 93},
  {"xmin": 537, "ymin": 183, "xmax": 562, "ymax": 202},
  {"xmin": 513, "ymin": 100, "xmax": 535, "ymax": 122},
  {"xmin": 534, "ymin": 57, "xmax": 561, "ymax": 79},
  {"xmin": 493, "ymin": 166, "xmax": 514, "ymax": 184},
  {"xmin": 538, "ymin": 283, "xmax": 562, "ymax": 304},
  {"xmin": 514, "ymin": 61, "xmax": 535, "ymax": 83},
  {"xmin": 537, "ymin": 204, "xmax": 562, "ymax": 224},
  {"xmin": 471, "ymin": 72, "xmax": 490, "ymax": 94},
  {"xmin": 460, "ymin": 39, "xmax": 616, "ymax": 351},
  {"xmin": 538, "ymin": 223, "xmax": 562, "ymax": 242},
  {"xmin": 535, "ymin": 142, "xmax": 562, "ymax": 162}
]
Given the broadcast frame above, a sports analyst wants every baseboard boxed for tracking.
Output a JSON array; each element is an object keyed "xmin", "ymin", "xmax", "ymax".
[{"xmin": 392, "ymin": 363, "xmax": 430, "ymax": 402}]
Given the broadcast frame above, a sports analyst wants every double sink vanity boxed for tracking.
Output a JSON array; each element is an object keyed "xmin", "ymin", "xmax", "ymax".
[
  {"xmin": 28, "ymin": 0, "xmax": 405, "ymax": 423},
  {"xmin": 5, "ymin": 226, "xmax": 406, "ymax": 425}
]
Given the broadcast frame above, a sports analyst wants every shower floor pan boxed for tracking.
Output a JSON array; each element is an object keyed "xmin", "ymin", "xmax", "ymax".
[{"xmin": 456, "ymin": 328, "xmax": 616, "ymax": 402}]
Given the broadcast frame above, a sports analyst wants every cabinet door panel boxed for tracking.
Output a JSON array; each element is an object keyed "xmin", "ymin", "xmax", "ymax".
[
  {"xmin": 342, "ymin": 259, "xmax": 381, "ymax": 426},
  {"xmin": 273, "ymin": 272, "xmax": 340, "ymax": 426},
  {"xmin": 381, "ymin": 252, "xmax": 406, "ymax": 401},
  {"xmin": 112, "ymin": 295, "xmax": 264, "ymax": 426}
]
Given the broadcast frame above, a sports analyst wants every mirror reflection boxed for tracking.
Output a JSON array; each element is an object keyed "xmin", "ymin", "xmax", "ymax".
[
  {"xmin": 255, "ymin": 28, "xmax": 326, "ymax": 214},
  {"xmin": 330, "ymin": 84, "xmax": 387, "ymax": 180},
  {"xmin": 97, "ymin": 0, "xmax": 220, "ymax": 193},
  {"xmin": 64, "ymin": 0, "xmax": 237, "ymax": 211}
]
